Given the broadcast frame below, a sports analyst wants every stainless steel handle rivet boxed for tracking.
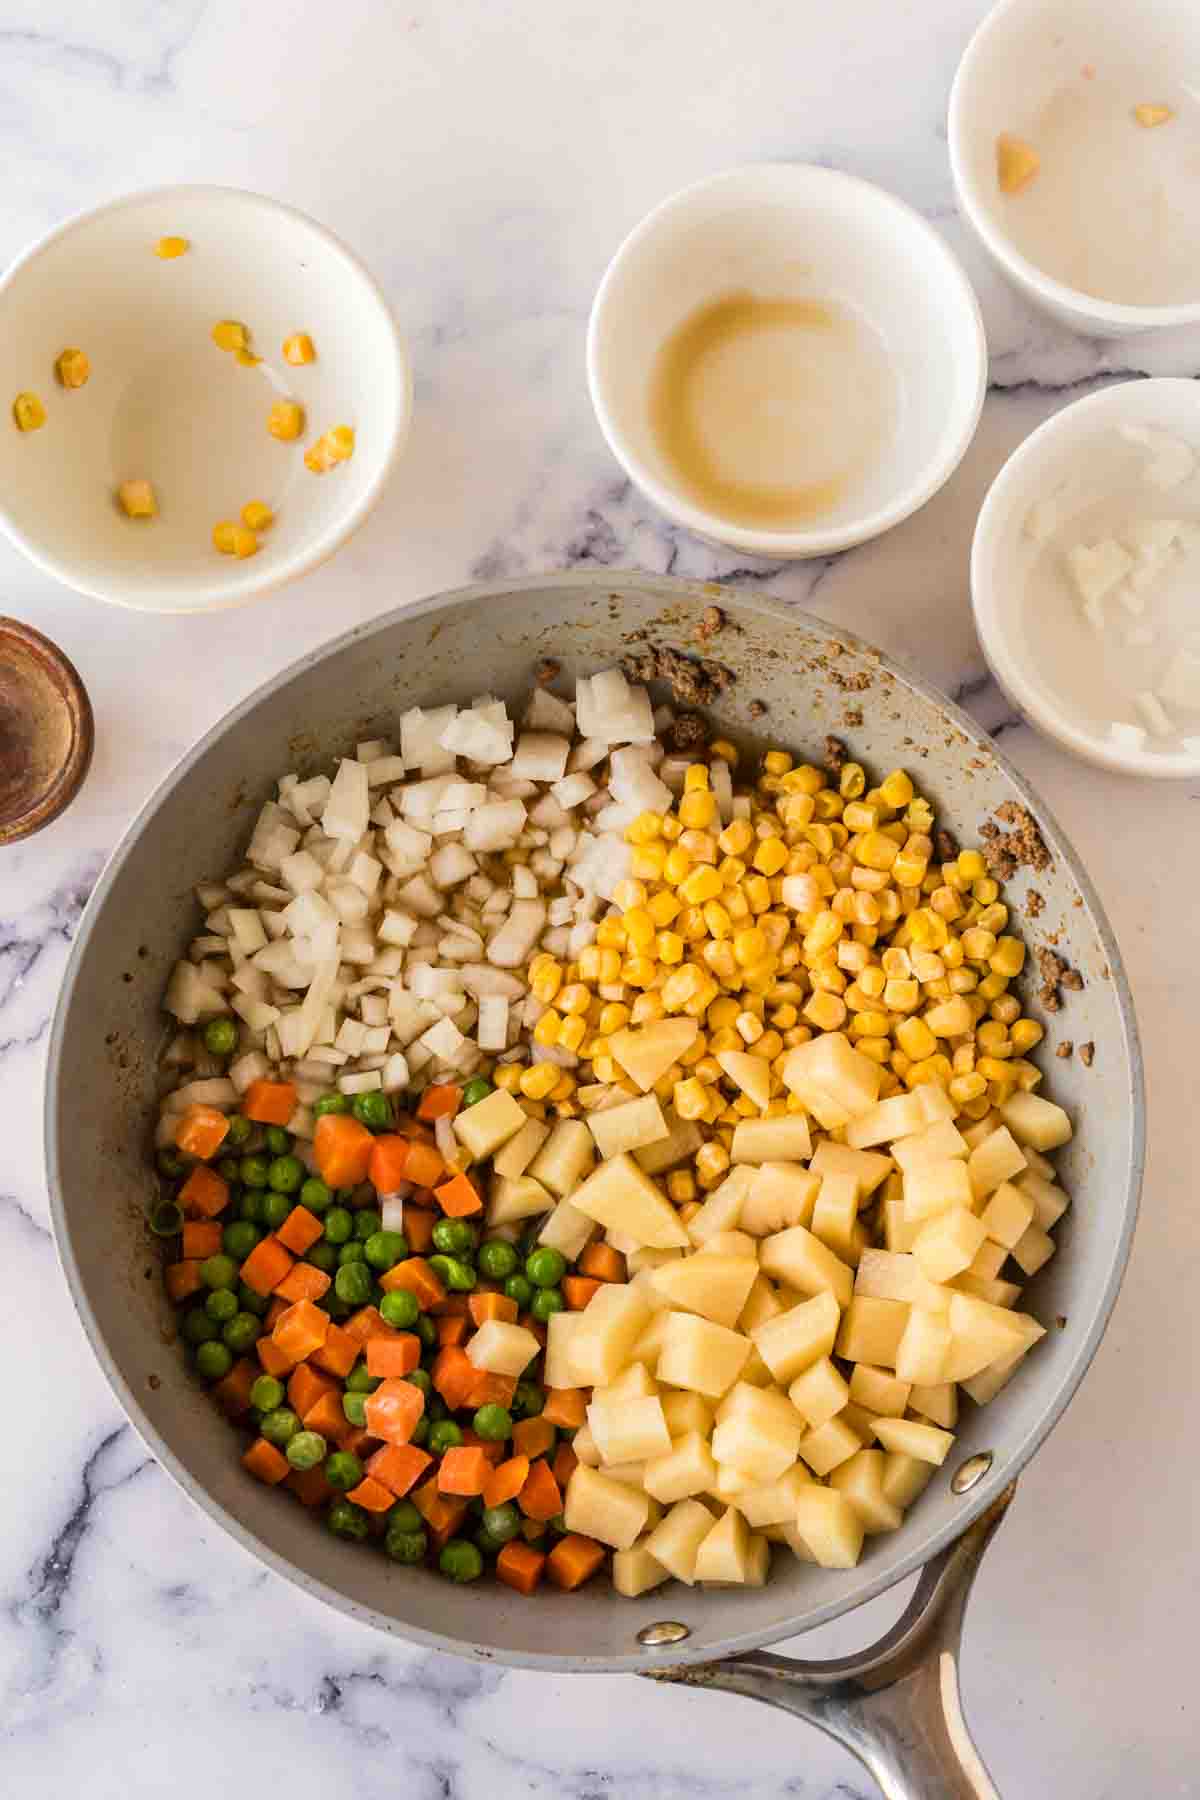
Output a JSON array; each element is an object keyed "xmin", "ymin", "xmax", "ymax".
[
  {"xmin": 638, "ymin": 1621, "xmax": 692, "ymax": 1647},
  {"xmin": 950, "ymin": 1453, "xmax": 994, "ymax": 1496}
]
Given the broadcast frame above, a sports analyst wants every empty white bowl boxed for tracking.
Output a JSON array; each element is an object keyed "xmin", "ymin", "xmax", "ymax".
[
  {"xmin": 972, "ymin": 377, "xmax": 1200, "ymax": 778},
  {"xmin": 0, "ymin": 185, "xmax": 411, "ymax": 613},
  {"xmin": 586, "ymin": 165, "xmax": 986, "ymax": 559},
  {"xmin": 950, "ymin": 0, "xmax": 1200, "ymax": 334}
]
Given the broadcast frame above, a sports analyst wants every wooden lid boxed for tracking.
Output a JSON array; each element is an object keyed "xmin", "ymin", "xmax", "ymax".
[{"xmin": 0, "ymin": 618, "xmax": 94, "ymax": 845}]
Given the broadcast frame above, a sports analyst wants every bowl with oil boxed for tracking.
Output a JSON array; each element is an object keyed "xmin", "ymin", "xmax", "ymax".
[{"xmin": 586, "ymin": 164, "xmax": 986, "ymax": 559}]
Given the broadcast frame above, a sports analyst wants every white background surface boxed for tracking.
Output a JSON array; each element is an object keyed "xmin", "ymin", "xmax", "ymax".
[{"xmin": 1, "ymin": 3, "xmax": 1197, "ymax": 1795}]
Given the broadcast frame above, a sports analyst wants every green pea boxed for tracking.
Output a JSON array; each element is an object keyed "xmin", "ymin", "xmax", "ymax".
[
  {"xmin": 195, "ymin": 1340, "xmax": 233, "ymax": 1380},
  {"xmin": 237, "ymin": 1188, "xmax": 264, "ymax": 1224},
  {"xmin": 200, "ymin": 1253, "xmax": 238, "ymax": 1292},
  {"xmin": 547, "ymin": 1512, "xmax": 568, "ymax": 1535},
  {"xmin": 385, "ymin": 1525, "xmax": 428, "ymax": 1564},
  {"xmin": 474, "ymin": 1525, "xmax": 505, "ymax": 1557},
  {"xmin": 438, "ymin": 1539, "xmax": 484, "ymax": 1583},
  {"xmin": 264, "ymin": 1124, "xmax": 291, "ymax": 1154},
  {"xmin": 462, "ymin": 1076, "xmax": 493, "ymax": 1107},
  {"xmin": 379, "ymin": 1289, "xmax": 420, "ymax": 1330},
  {"xmin": 428, "ymin": 1419, "xmax": 463, "ymax": 1456},
  {"xmin": 364, "ymin": 1230, "xmax": 406, "ymax": 1271},
  {"xmin": 428, "ymin": 1254, "xmax": 475, "ymax": 1293},
  {"xmin": 306, "ymin": 1241, "xmax": 338, "ymax": 1273},
  {"xmin": 351, "ymin": 1090, "xmax": 392, "ymax": 1131},
  {"xmin": 334, "ymin": 1262, "xmax": 374, "ymax": 1307},
  {"xmin": 326, "ymin": 1497, "xmax": 369, "ymax": 1540},
  {"xmin": 325, "ymin": 1294, "xmax": 352, "ymax": 1321},
  {"xmin": 409, "ymin": 1416, "xmax": 430, "ymax": 1448},
  {"xmin": 345, "ymin": 1363, "xmax": 380, "ymax": 1394},
  {"xmin": 513, "ymin": 1381, "xmax": 544, "ymax": 1418},
  {"xmin": 341, "ymin": 1391, "xmax": 368, "ymax": 1428},
  {"xmin": 225, "ymin": 1113, "xmax": 254, "ymax": 1149},
  {"xmin": 182, "ymin": 1307, "xmax": 218, "ymax": 1345},
  {"xmin": 260, "ymin": 1190, "xmax": 292, "ymax": 1231},
  {"xmin": 149, "ymin": 1200, "xmax": 184, "ymax": 1238},
  {"xmin": 416, "ymin": 1314, "xmax": 437, "ymax": 1349},
  {"xmin": 300, "ymin": 1177, "xmax": 332, "ymax": 1214},
  {"xmin": 404, "ymin": 1368, "xmax": 432, "ymax": 1396},
  {"xmin": 478, "ymin": 1239, "xmax": 519, "ymax": 1281},
  {"xmin": 222, "ymin": 1220, "xmax": 261, "ymax": 1261},
  {"xmin": 525, "ymin": 1246, "xmax": 566, "ymax": 1289},
  {"xmin": 472, "ymin": 1403, "xmax": 512, "ymax": 1442},
  {"xmin": 250, "ymin": 1375, "xmax": 284, "ymax": 1413},
  {"xmin": 285, "ymin": 1430, "xmax": 327, "ymax": 1471},
  {"xmin": 205, "ymin": 1288, "xmax": 239, "ymax": 1324},
  {"xmin": 353, "ymin": 1208, "xmax": 383, "ymax": 1242},
  {"xmin": 217, "ymin": 1156, "xmax": 242, "ymax": 1184},
  {"xmin": 237, "ymin": 1280, "xmax": 270, "ymax": 1317},
  {"xmin": 267, "ymin": 1154, "xmax": 304, "ymax": 1194},
  {"xmin": 481, "ymin": 1502, "xmax": 521, "ymax": 1544},
  {"xmin": 202, "ymin": 1017, "xmax": 238, "ymax": 1058},
  {"xmin": 323, "ymin": 1206, "xmax": 353, "ymax": 1245},
  {"xmin": 222, "ymin": 1312, "xmax": 262, "ymax": 1354},
  {"xmin": 531, "ymin": 1287, "xmax": 564, "ymax": 1324},
  {"xmin": 156, "ymin": 1148, "xmax": 185, "ymax": 1180},
  {"xmin": 504, "ymin": 1274, "xmax": 534, "ymax": 1310},
  {"xmin": 313, "ymin": 1092, "xmax": 349, "ymax": 1118},
  {"xmin": 240, "ymin": 1154, "xmax": 270, "ymax": 1189},
  {"xmin": 432, "ymin": 1218, "xmax": 477, "ymax": 1256},
  {"xmin": 323, "ymin": 1451, "xmax": 364, "ymax": 1492},
  {"xmin": 426, "ymin": 1393, "xmax": 448, "ymax": 1422},
  {"xmin": 337, "ymin": 1241, "xmax": 368, "ymax": 1267},
  {"xmin": 260, "ymin": 1407, "xmax": 300, "ymax": 1447}
]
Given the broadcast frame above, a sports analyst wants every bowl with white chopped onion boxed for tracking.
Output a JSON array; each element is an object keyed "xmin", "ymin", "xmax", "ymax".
[{"xmin": 972, "ymin": 376, "xmax": 1200, "ymax": 777}]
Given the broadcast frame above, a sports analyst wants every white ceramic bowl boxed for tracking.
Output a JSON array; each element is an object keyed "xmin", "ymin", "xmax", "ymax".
[
  {"xmin": 972, "ymin": 377, "xmax": 1200, "ymax": 778},
  {"xmin": 586, "ymin": 165, "xmax": 986, "ymax": 559},
  {"xmin": 949, "ymin": 0, "xmax": 1200, "ymax": 335},
  {"xmin": 0, "ymin": 185, "xmax": 411, "ymax": 613}
]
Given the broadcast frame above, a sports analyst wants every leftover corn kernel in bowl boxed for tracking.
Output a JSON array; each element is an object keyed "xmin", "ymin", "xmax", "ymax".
[{"xmin": 151, "ymin": 665, "xmax": 1073, "ymax": 1593}]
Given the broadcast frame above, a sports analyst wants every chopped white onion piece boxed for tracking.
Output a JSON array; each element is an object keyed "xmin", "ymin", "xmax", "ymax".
[
  {"xmin": 401, "ymin": 704, "xmax": 458, "ymax": 774},
  {"xmin": 339, "ymin": 1069, "xmax": 383, "ymax": 1095},
  {"xmin": 381, "ymin": 1194, "xmax": 408, "ymax": 1232}
]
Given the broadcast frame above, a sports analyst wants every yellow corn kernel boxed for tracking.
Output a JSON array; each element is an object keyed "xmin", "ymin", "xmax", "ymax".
[
  {"xmin": 532, "ymin": 1010, "xmax": 561, "ymax": 1048},
  {"xmin": 55, "ymin": 348, "xmax": 90, "ymax": 389},
  {"xmin": 548, "ymin": 1073, "xmax": 577, "ymax": 1103},
  {"xmin": 718, "ymin": 856, "xmax": 747, "ymax": 888},
  {"xmin": 838, "ymin": 761, "xmax": 866, "ymax": 800},
  {"xmin": 558, "ymin": 1016, "xmax": 587, "ymax": 1054},
  {"xmin": 989, "ymin": 936, "xmax": 1026, "ymax": 978},
  {"xmin": 976, "ymin": 1020, "xmax": 1012, "ymax": 1059},
  {"xmin": 595, "ymin": 1003, "xmax": 629, "ymax": 1038},
  {"xmin": 660, "ymin": 815, "xmax": 683, "ymax": 841},
  {"xmin": 884, "ymin": 977, "xmax": 920, "ymax": 1012},
  {"xmin": 594, "ymin": 914, "xmax": 627, "ymax": 949},
  {"xmin": 752, "ymin": 836, "xmax": 789, "ymax": 877},
  {"xmin": 675, "ymin": 905, "xmax": 708, "ymax": 941},
  {"xmin": 705, "ymin": 996, "xmax": 738, "ymax": 1031},
  {"xmin": 118, "ymin": 480, "xmax": 158, "ymax": 518},
  {"xmin": 996, "ymin": 132, "xmax": 1041, "ymax": 195},
  {"xmin": 630, "ymin": 992, "xmax": 665, "ymax": 1026},
  {"xmin": 850, "ymin": 1010, "xmax": 891, "ymax": 1039},
  {"xmin": 740, "ymin": 875, "xmax": 769, "ymax": 914},
  {"xmin": 623, "ymin": 908, "xmax": 656, "ymax": 951},
  {"xmin": 678, "ymin": 789, "xmax": 717, "ymax": 829},
  {"xmin": 696, "ymin": 900, "xmax": 727, "ymax": 940},
  {"xmin": 642, "ymin": 890, "xmax": 677, "ymax": 928},
  {"xmin": 325, "ymin": 425, "xmax": 355, "ymax": 461},
  {"xmin": 305, "ymin": 439, "xmax": 336, "ymax": 472},
  {"xmin": 558, "ymin": 983, "xmax": 591, "ymax": 1016},
  {"xmin": 621, "ymin": 954, "xmax": 658, "ymax": 988},
  {"xmin": 155, "ymin": 235, "xmax": 189, "ymax": 259},
  {"xmin": 679, "ymin": 865, "xmax": 723, "ymax": 905},
  {"xmin": 13, "ymin": 391, "xmax": 46, "ymax": 432},
  {"xmin": 812, "ymin": 788, "xmax": 844, "ymax": 822},
  {"xmin": 269, "ymin": 400, "xmax": 305, "ymax": 441},
  {"xmin": 746, "ymin": 1030, "xmax": 782, "ymax": 1063},
  {"xmin": 1010, "ymin": 1018, "xmax": 1044, "ymax": 1053},
  {"xmin": 683, "ymin": 762, "xmax": 711, "ymax": 792},
  {"xmin": 529, "ymin": 960, "xmax": 563, "ymax": 1005},
  {"xmin": 283, "ymin": 332, "xmax": 316, "ymax": 366},
  {"xmin": 955, "ymin": 849, "xmax": 986, "ymax": 882},
  {"xmin": 235, "ymin": 348, "xmax": 262, "ymax": 367},
  {"xmin": 679, "ymin": 829, "xmax": 717, "ymax": 864},
  {"xmin": 665, "ymin": 1169, "xmax": 697, "ymax": 1206},
  {"xmin": 973, "ymin": 878, "xmax": 1001, "ymax": 907},
  {"xmin": 906, "ymin": 1053, "xmax": 953, "ymax": 1088},
  {"xmin": 673, "ymin": 1077, "xmax": 709, "ymax": 1120},
  {"xmin": 977, "ymin": 1055, "xmax": 1016, "ymax": 1086},
  {"xmin": 627, "ymin": 811, "xmax": 664, "ymax": 845},
  {"xmin": 893, "ymin": 1016, "xmax": 935, "ymax": 1061},
  {"xmin": 493, "ymin": 1063, "xmax": 522, "ymax": 1091},
  {"xmin": 663, "ymin": 846, "xmax": 692, "ymax": 886},
  {"xmin": 947, "ymin": 968, "xmax": 978, "ymax": 996},
  {"xmin": 802, "ymin": 911, "xmax": 843, "ymax": 957},
  {"xmin": 661, "ymin": 965, "xmax": 703, "ymax": 1009},
  {"xmin": 630, "ymin": 845, "xmax": 666, "ymax": 881},
  {"xmin": 732, "ymin": 1010, "xmax": 762, "ymax": 1046},
  {"xmin": 989, "ymin": 993, "xmax": 1020, "ymax": 1025},
  {"xmin": 709, "ymin": 739, "xmax": 738, "ymax": 765},
  {"xmin": 769, "ymin": 1002, "xmax": 799, "ymax": 1030},
  {"xmin": 1009, "ymin": 1058, "xmax": 1043, "ymax": 1092},
  {"xmin": 683, "ymin": 974, "xmax": 720, "ymax": 1017},
  {"xmin": 856, "ymin": 831, "xmax": 899, "ymax": 872},
  {"xmin": 858, "ymin": 1037, "xmax": 891, "ymax": 1066},
  {"xmin": 842, "ymin": 801, "xmax": 879, "ymax": 834},
  {"xmin": 613, "ymin": 878, "xmax": 648, "ymax": 911},
  {"xmin": 212, "ymin": 319, "xmax": 248, "ymax": 352},
  {"xmin": 652, "ymin": 930, "xmax": 681, "ymax": 965},
  {"xmin": 695, "ymin": 1141, "xmax": 731, "ymax": 1188},
  {"xmin": 240, "ymin": 500, "xmax": 274, "ymax": 532},
  {"xmin": 727, "ymin": 927, "xmax": 763, "ymax": 967},
  {"xmin": 520, "ymin": 1062, "xmax": 561, "ymax": 1100},
  {"xmin": 977, "ymin": 972, "xmax": 1009, "ymax": 1002},
  {"xmin": 591, "ymin": 1055, "xmax": 617, "ymax": 1083},
  {"xmin": 762, "ymin": 750, "xmax": 792, "ymax": 776},
  {"xmin": 879, "ymin": 769, "xmax": 914, "ymax": 809}
]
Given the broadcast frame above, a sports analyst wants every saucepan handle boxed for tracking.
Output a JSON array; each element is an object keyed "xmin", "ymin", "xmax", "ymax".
[{"xmin": 640, "ymin": 1482, "xmax": 1015, "ymax": 1800}]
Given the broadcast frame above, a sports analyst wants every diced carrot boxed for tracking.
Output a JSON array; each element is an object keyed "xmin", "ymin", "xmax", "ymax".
[
  {"xmin": 513, "ymin": 1416, "xmax": 556, "ymax": 1461},
  {"xmin": 404, "ymin": 1207, "xmax": 435, "ymax": 1253},
  {"xmin": 411, "ymin": 1475, "xmax": 468, "ymax": 1544},
  {"xmin": 239, "ymin": 1235, "xmax": 295, "ymax": 1297},
  {"xmin": 427, "ymin": 1508, "xmax": 469, "ymax": 1552},
  {"xmin": 264, "ymin": 1296, "xmax": 289, "ymax": 1330},
  {"xmin": 364, "ymin": 1377, "xmax": 425, "ymax": 1445},
  {"xmin": 346, "ymin": 1475, "xmax": 397, "ymax": 1514},
  {"xmin": 438, "ymin": 1445, "xmax": 490, "ymax": 1496},
  {"xmin": 430, "ymin": 1290, "xmax": 470, "ymax": 1319},
  {"xmin": 563, "ymin": 1275, "xmax": 603, "ymax": 1311},
  {"xmin": 272, "ymin": 1298, "xmax": 329, "ymax": 1362},
  {"xmin": 547, "ymin": 1532, "xmax": 605, "ymax": 1591},
  {"xmin": 579, "ymin": 1242, "xmax": 626, "ymax": 1283},
  {"xmin": 469, "ymin": 1292, "xmax": 519, "ymax": 1327},
  {"xmin": 520, "ymin": 1517, "xmax": 548, "ymax": 1543},
  {"xmin": 433, "ymin": 1171, "xmax": 483, "ymax": 1218},
  {"xmin": 273, "ymin": 1262, "xmax": 331, "ymax": 1305},
  {"xmin": 313, "ymin": 1113, "xmax": 374, "ymax": 1187},
  {"xmin": 174, "ymin": 1103, "xmax": 230, "ymax": 1161},
  {"xmin": 286, "ymin": 1464, "xmax": 333, "ymax": 1507},
  {"xmin": 553, "ymin": 1442, "xmax": 579, "ymax": 1488},
  {"xmin": 367, "ymin": 1442, "xmax": 432, "ymax": 1497},
  {"xmin": 311, "ymin": 1321, "xmax": 359, "ymax": 1378},
  {"xmin": 518, "ymin": 1315, "xmax": 548, "ymax": 1349},
  {"xmin": 178, "ymin": 1164, "xmax": 230, "ymax": 1219},
  {"xmin": 483, "ymin": 1454, "xmax": 530, "ymax": 1509},
  {"xmin": 365, "ymin": 1334, "xmax": 421, "ymax": 1378},
  {"xmin": 431, "ymin": 1346, "xmax": 480, "ymax": 1412},
  {"xmin": 379, "ymin": 1257, "xmax": 445, "ymax": 1309},
  {"xmin": 496, "ymin": 1541, "xmax": 546, "ymax": 1596},
  {"xmin": 437, "ymin": 1315, "xmax": 470, "ymax": 1348},
  {"xmin": 287, "ymin": 1362, "xmax": 338, "ymax": 1420},
  {"xmin": 256, "ymin": 1335, "xmax": 297, "ymax": 1377},
  {"xmin": 242, "ymin": 1079, "xmax": 297, "ymax": 1127},
  {"xmin": 460, "ymin": 1429, "xmax": 506, "ymax": 1466},
  {"xmin": 181, "ymin": 1220, "xmax": 222, "ymax": 1260},
  {"xmin": 165, "ymin": 1259, "xmax": 202, "ymax": 1303},
  {"xmin": 403, "ymin": 1140, "xmax": 446, "ymax": 1189},
  {"xmin": 213, "ymin": 1357, "xmax": 258, "ymax": 1419},
  {"xmin": 542, "ymin": 1387, "xmax": 588, "ymax": 1429},
  {"xmin": 466, "ymin": 1370, "xmax": 518, "ymax": 1409},
  {"xmin": 417, "ymin": 1083, "xmax": 462, "ymax": 1121},
  {"xmin": 242, "ymin": 1437, "xmax": 290, "ymax": 1485},
  {"xmin": 344, "ymin": 1304, "xmax": 393, "ymax": 1344},
  {"xmin": 368, "ymin": 1134, "xmax": 411, "ymax": 1194},
  {"xmin": 517, "ymin": 1457, "xmax": 563, "ymax": 1522},
  {"xmin": 340, "ymin": 1426, "xmax": 376, "ymax": 1461},
  {"xmin": 276, "ymin": 1204, "xmax": 324, "ymax": 1255},
  {"xmin": 302, "ymin": 1390, "xmax": 354, "ymax": 1444}
]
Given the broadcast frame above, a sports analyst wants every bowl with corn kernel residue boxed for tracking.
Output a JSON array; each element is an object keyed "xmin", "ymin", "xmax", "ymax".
[{"xmin": 0, "ymin": 184, "xmax": 411, "ymax": 613}]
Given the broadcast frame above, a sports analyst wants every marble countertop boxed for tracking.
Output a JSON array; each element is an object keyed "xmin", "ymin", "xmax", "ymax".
[{"xmin": 3, "ymin": 2, "xmax": 1198, "ymax": 1794}]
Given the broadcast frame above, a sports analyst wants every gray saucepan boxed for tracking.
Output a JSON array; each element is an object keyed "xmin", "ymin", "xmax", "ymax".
[{"xmin": 45, "ymin": 573, "xmax": 1143, "ymax": 1799}]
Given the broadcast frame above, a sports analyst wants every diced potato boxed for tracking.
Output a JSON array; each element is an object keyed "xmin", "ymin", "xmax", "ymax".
[
  {"xmin": 697, "ymin": 1230, "xmax": 757, "ymax": 1259},
  {"xmin": 940, "ymin": 1292, "xmax": 1028, "ymax": 1382},
  {"xmin": 793, "ymin": 1485, "xmax": 865, "ymax": 1567},
  {"xmin": 695, "ymin": 1506, "xmax": 767, "ymax": 1585},
  {"xmin": 952, "ymin": 1271, "xmax": 1021, "ymax": 1308},
  {"xmin": 453, "ymin": 1087, "xmax": 527, "ymax": 1159},
  {"xmin": 717, "ymin": 1050, "xmax": 771, "ymax": 1112},
  {"xmin": 895, "ymin": 1308, "xmax": 952, "ymax": 1385},
  {"xmin": 739, "ymin": 1163, "xmax": 820, "ymax": 1237},
  {"xmin": 465, "ymin": 1320, "xmax": 542, "ymax": 1376},
  {"xmin": 564, "ymin": 1465, "xmax": 650, "ymax": 1549},
  {"xmin": 569, "ymin": 1152, "xmax": 690, "ymax": 1249},
  {"xmin": 738, "ymin": 1273, "xmax": 785, "ymax": 1333},
  {"xmin": 835, "ymin": 1296, "xmax": 909, "ymax": 1368},
  {"xmin": 542, "ymin": 1310, "xmax": 587, "ymax": 1389},
  {"xmin": 872, "ymin": 1417, "xmax": 955, "ymax": 1465},
  {"xmin": 651, "ymin": 1252, "xmax": 758, "ymax": 1329},
  {"xmin": 569, "ymin": 1283, "xmax": 653, "ymax": 1384},
  {"xmin": 736, "ymin": 1465, "xmax": 812, "ymax": 1528},
  {"xmin": 587, "ymin": 1093, "xmax": 669, "ymax": 1159},
  {"xmin": 797, "ymin": 1416, "xmax": 863, "ymax": 1477},
  {"xmin": 967, "ymin": 1126, "xmax": 1027, "ymax": 1200},
  {"xmin": 811, "ymin": 1172, "xmax": 859, "ymax": 1263},
  {"xmin": 759, "ymin": 1226, "xmax": 853, "ymax": 1308},
  {"xmin": 602, "ymin": 1460, "xmax": 648, "ymax": 1487},
  {"xmin": 528, "ymin": 1119, "xmax": 595, "ymax": 1196},
  {"xmin": 657, "ymin": 1311, "xmax": 752, "ymax": 1397},
  {"xmin": 881, "ymin": 1451, "xmax": 935, "ymax": 1510},
  {"xmin": 587, "ymin": 1393, "xmax": 672, "ymax": 1465},
  {"xmin": 711, "ymin": 1406, "xmax": 803, "ymax": 1484},
  {"xmin": 855, "ymin": 1249, "xmax": 950, "ymax": 1313},
  {"xmin": 751, "ymin": 1291, "xmax": 840, "ymax": 1383},
  {"xmin": 629, "ymin": 1265, "xmax": 674, "ymax": 1315},
  {"xmin": 686, "ymin": 1166, "xmax": 755, "ymax": 1243},
  {"xmin": 643, "ymin": 1498, "xmax": 716, "ymax": 1584},
  {"xmin": 903, "ymin": 1159, "xmax": 975, "ymax": 1225},
  {"xmin": 612, "ymin": 1539, "xmax": 669, "ymax": 1598},
  {"xmin": 999, "ymin": 1091, "xmax": 1073, "ymax": 1152},
  {"xmin": 912, "ymin": 1208, "xmax": 988, "ymax": 1283},
  {"xmin": 830, "ymin": 1448, "xmax": 903, "ymax": 1534},
  {"xmin": 1011, "ymin": 1223, "xmax": 1055, "ymax": 1276},
  {"xmin": 627, "ymin": 1245, "xmax": 684, "ymax": 1276},
  {"xmin": 609, "ymin": 1019, "xmax": 699, "ymax": 1091},
  {"xmin": 731, "ymin": 1114, "xmax": 813, "ymax": 1164},
  {"xmin": 968, "ymin": 1239, "xmax": 1010, "ymax": 1281},
  {"xmin": 593, "ymin": 1361, "xmax": 658, "ymax": 1407},
  {"xmin": 644, "ymin": 1431, "xmax": 719, "ymax": 1503},
  {"xmin": 915, "ymin": 1084, "xmax": 957, "ymax": 1126},
  {"xmin": 572, "ymin": 1420, "xmax": 601, "ymax": 1465},
  {"xmin": 1016, "ymin": 1169, "xmax": 1069, "ymax": 1231},
  {"xmin": 782, "ymin": 1031, "xmax": 880, "ymax": 1128},
  {"xmin": 538, "ymin": 1198, "xmax": 596, "ymax": 1259},
  {"xmin": 713, "ymin": 1463, "xmax": 753, "ymax": 1497},
  {"xmin": 777, "ymin": 1522, "xmax": 818, "ymax": 1561},
  {"xmin": 980, "ymin": 1181, "xmax": 1035, "ymax": 1249},
  {"xmin": 844, "ymin": 1089, "xmax": 927, "ymax": 1149},
  {"xmin": 808, "ymin": 1139, "xmax": 893, "ymax": 1200},
  {"xmin": 661, "ymin": 1391, "xmax": 715, "ymax": 1438},
  {"xmin": 960, "ymin": 1344, "xmax": 1028, "ymax": 1405},
  {"xmin": 908, "ymin": 1380, "xmax": 957, "ymax": 1429},
  {"xmin": 626, "ymin": 1308, "xmax": 672, "ymax": 1371},
  {"xmin": 890, "ymin": 1120, "xmax": 968, "ymax": 1171},
  {"xmin": 848, "ymin": 1362, "xmax": 910, "ymax": 1418},
  {"xmin": 883, "ymin": 1199, "xmax": 919, "ymax": 1253},
  {"xmin": 487, "ymin": 1173, "xmax": 553, "ymax": 1226},
  {"xmin": 492, "ymin": 1116, "xmax": 550, "ymax": 1181},
  {"xmin": 634, "ymin": 1108, "xmax": 704, "ymax": 1174},
  {"xmin": 788, "ymin": 1354, "xmax": 849, "ymax": 1427}
]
